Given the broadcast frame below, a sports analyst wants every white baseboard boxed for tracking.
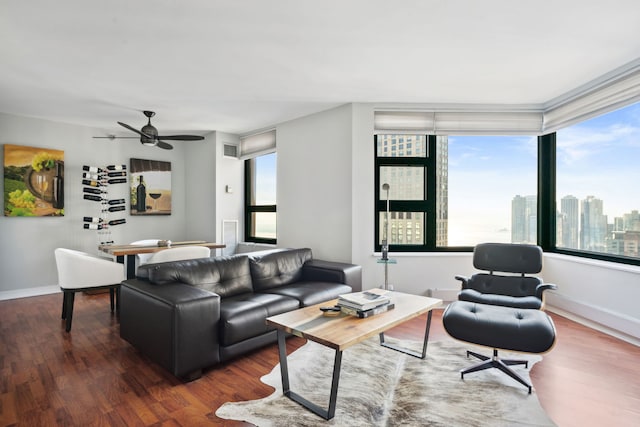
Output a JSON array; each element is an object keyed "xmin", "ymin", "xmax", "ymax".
[
  {"xmin": 546, "ymin": 293, "xmax": 640, "ymax": 347},
  {"xmin": 0, "ymin": 285, "xmax": 60, "ymax": 301}
]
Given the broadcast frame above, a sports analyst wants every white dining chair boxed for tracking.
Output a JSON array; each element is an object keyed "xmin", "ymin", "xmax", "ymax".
[
  {"xmin": 129, "ymin": 239, "xmax": 161, "ymax": 266},
  {"xmin": 142, "ymin": 245, "xmax": 211, "ymax": 265},
  {"xmin": 54, "ymin": 248, "xmax": 125, "ymax": 332}
]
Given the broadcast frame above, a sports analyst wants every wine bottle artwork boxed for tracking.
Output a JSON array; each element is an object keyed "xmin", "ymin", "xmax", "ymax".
[
  {"xmin": 136, "ymin": 175, "xmax": 146, "ymax": 212},
  {"xmin": 4, "ymin": 145, "xmax": 65, "ymax": 217}
]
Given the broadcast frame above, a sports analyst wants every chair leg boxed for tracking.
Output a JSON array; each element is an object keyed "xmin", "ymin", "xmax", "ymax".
[
  {"xmin": 461, "ymin": 348, "xmax": 532, "ymax": 393},
  {"xmin": 109, "ymin": 288, "xmax": 115, "ymax": 313},
  {"xmin": 61, "ymin": 292, "xmax": 67, "ymax": 319},
  {"xmin": 64, "ymin": 291, "xmax": 75, "ymax": 332}
]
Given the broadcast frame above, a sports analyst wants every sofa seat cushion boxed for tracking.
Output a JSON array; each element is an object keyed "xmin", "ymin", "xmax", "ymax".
[
  {"xmin": 219, "ymin": 293, "xmax": 299, "ymax": 346},
  {"xmin": 265, "ymin": 281, "xmax": 352, "ymax": 307}
]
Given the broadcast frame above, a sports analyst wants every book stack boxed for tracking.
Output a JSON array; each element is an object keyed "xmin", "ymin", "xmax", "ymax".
[{"xmin": 337, "ymin": 289, "xmax": 394, "ymax": 318}]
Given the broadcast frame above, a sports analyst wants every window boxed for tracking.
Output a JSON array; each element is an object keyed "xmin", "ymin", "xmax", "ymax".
[
  {"xmin": 375, "ymin": 134, "xmax": 538, "ymax": 251},
  {"xmin": 445, "ymin": 136, "xmax": 538, "ymax": 246},
  {"xmin": 375, "ymin": 135, "xmax": 433, "ymax": 252},
  {"xmin": 373, "ymin": 99, "xmax": 640, "ymax": 265},
  {"xmin": 555, "ymin": 102, "xmax": 640, "ymax": 261},
  {"xmin": 245, "ymin": 152, "xmax": 276, "ymax": 243}
]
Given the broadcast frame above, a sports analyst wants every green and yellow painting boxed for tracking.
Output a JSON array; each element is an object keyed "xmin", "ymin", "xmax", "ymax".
[{"xmin": 3, "ymin": 144, "xmax": 64, "ymax": 217}]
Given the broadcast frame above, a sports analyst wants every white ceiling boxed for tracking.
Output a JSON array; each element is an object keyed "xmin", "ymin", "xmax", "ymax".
[{"xmin": 1, "ymin": 0, "xmax": 639, "ymax": 137}]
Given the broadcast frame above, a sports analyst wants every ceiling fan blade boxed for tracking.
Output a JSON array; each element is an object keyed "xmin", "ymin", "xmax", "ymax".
[
  {"xmin": 92, "ymin": 136, "xmax": 138, "ymax": 139},
  {"xmin": 118, "ymin": 121, "xmax": 152, "ymax": 138},
  {"xmin": 155, "ymin": 134, "xmax": 205, "ymax": 141},
  {"xmin": 157, "ymin": 141, "xmax": 174, "ymax": 150}
]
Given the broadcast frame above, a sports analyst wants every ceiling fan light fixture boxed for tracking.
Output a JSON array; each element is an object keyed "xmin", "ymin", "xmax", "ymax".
[
  {"xmin": 116, "ymin": 111, "xmax": 201, "ymax": 150},
  {"xmin": 141, "ymin": 139, "xmax": 157, "ymax": 147}
]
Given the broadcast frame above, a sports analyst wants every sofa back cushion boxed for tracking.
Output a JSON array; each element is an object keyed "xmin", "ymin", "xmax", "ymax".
[
  {"xmin": 147, "ymin": 255, "xmax": 253, "ymax": 298},
  {"xmin": 249, "ymin": 248, "xmax": 313, "ymax": 291}
]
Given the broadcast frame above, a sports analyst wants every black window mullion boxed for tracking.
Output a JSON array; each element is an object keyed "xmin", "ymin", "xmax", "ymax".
[
  {"xmin": 374, "ymin": 134, "xmax": 431, "ymax": 253},
  {"xmin": 538, "ymin": 134, "xmax": 555, "ymax": 251}
]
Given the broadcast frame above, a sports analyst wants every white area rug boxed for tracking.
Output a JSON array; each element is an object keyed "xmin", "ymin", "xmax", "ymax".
[{"xmin": 216, "ymin": 337, "xmax": 556, "ymax": 426}]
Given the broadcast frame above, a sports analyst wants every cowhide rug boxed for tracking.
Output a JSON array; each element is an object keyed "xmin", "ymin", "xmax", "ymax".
[{"xmin": 216, "ymin": 337, "xmax": 556, "ymax": 426}]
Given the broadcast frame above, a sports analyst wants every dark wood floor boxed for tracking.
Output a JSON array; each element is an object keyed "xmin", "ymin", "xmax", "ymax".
[{"xmin": 1, "ymin": 292, "xmax": 639, "ymax": 426}]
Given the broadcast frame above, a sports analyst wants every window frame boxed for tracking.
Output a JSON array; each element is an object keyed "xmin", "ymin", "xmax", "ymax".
[{"xmin": 244, "ymin": 154, "xmax": 277, "ymax": 245}]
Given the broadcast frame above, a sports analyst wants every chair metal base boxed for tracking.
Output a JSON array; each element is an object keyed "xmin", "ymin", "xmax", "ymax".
[{"xmin": 461, "ymin": 348, "xmax": 532, "ymax": 393}]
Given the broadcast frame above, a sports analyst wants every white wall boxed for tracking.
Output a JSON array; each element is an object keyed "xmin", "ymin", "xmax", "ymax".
[
  {"xmin": 276, "ymin": 104, "xmax": 353, "ymax": 262},
  {"xmin": 0, "ymin": 112, "xmax": 216, "ymax": 296},
  {"xmin": 215, "ymin": 132, "xmax": 244, "ymax": 255}
]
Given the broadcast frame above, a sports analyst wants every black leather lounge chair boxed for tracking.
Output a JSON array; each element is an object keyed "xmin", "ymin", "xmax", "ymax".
[{"xmin": 442, "ymin": 243, "xmax": 557, "ymax": 393}]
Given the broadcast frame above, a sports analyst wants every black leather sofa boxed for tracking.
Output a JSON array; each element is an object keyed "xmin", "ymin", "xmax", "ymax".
[{"xmin": 119, "ymin": 248, "xmax": 362, "ymax": 381}]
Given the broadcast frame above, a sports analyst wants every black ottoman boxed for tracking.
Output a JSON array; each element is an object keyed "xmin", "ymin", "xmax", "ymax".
[{"xmin": 442, "ymin": 300, "xmax": 556, "ymax": 393}]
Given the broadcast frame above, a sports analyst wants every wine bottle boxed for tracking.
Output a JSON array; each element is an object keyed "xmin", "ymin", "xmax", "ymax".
[
  {"xmin": 83, "ymin": 187, "xmax": 105, "ymax": 195},
  {"xmin": 83, "ymin": 194, "xmax": 104, "ymax": 202},
  {"xmin": 52, "ymin": 162, "xmax": 64, "ymax": 209},
  {"xmin": 107, "ymin": 171, "xmax": 127, "ymax": 177},
  {"xmin": 136, "ymin": 175, "xmax": 146, "ymax": 212},
  {"xmin": 107, "ymin": 178, "xmax": 127, "ymax": 184},
  {"xmin": 107, "ymin": 198, "xmax": 126, "ymax": 205},
  {"xmin": 108, "ymin": 218, "xmax": 126, "ymax": 226},
  {"xmin": 83, "ymin": 216, "xmax": 103, "ymax": 223},
  {"xmin": 103, "ymin": 205, "xmax": 126, "ymax": 212},
  {"xmin": 82, "ymin": 165, "xmax": 102, "ymax": 173},
  {"xmin": 106, "ymin": 165, "xmax": 126, "ymax": 171},
  {"xmin": 82, "ymin": 172, "xmax": 99, "ymax": 180},
  {"xmin": 82, "ymin": 179, "xmax": 103, "ymax": 187},
  {"xmin": 83, "ymin": 223, "xmax": 103, "ymax": 230}
]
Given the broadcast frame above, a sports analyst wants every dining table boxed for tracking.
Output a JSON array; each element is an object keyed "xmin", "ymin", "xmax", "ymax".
[{"xmin": 99, "ymin": 241, "xmax": 226, "ymax": 279}]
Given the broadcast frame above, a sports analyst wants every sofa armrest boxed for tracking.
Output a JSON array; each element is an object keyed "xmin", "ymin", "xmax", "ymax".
[
  {"xmin": 302, "ymin": 259, "xmax": 362, "ymax": 292},
  {"xmin": 120, "ymin": 279, "xmax": 221, "ymax": 380}
]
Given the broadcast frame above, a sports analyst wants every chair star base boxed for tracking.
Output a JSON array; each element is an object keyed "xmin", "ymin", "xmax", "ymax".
[{"xmin": 461, "ymin": 348, "xmax": 532, "ymax": 393}]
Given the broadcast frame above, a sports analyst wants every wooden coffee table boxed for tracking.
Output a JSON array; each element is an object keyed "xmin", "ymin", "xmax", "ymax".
[{"xmin": 265, "ymin": 291, "xmax": 442, "ymax": 420}]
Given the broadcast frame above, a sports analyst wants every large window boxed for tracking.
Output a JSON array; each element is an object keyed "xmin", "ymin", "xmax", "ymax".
[
  {"xmin": 446, "ymin": 135, "xmax": 538, "ymax": 246},
  {"xmin": 245, "ymin": 152, "xmax": 276, "ymax": 243},
  {"xmin": 555, "ymin": 102, "xmax": 640, "ymax": 260},
  {"xmin": 375, "ymin": 134, "xmax": 537, "ymax": 251}
]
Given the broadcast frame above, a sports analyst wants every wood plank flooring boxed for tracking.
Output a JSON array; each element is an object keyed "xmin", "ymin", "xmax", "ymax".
[{"xmin": 1, "ymin": 292, "xmax": 639, "ymax": 426}]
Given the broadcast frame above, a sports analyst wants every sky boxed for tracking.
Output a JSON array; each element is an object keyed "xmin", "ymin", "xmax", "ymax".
[{"xmin": 556, "ymin": 102, "xmax": 640, "ymax": 218}]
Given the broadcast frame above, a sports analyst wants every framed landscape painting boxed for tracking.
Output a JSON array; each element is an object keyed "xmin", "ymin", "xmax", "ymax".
[
  {"xmin": 130, "ymin": 158, "xmax": 172, "ymax": 215},
  {"xmin": 3, "ymin": 144, "xmax": 65, "ymax": 217}
]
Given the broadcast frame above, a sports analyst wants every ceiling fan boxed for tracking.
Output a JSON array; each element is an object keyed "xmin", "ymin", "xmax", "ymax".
[{"xmin": 95, "ymin": 111, "xmax": 204, "ymax": 150}]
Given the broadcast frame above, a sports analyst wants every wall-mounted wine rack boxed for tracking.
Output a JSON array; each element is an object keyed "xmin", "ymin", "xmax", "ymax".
[{"xmin": 82, "ymin": 165, "xmax": 128, "ymax": 244}]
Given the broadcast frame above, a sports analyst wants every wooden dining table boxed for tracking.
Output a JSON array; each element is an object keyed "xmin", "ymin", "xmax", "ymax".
[{"xmin": 99, "ymin": 241, "xmax": 225, "ymax": 279}]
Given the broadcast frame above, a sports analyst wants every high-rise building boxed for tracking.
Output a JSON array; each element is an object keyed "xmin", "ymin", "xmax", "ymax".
[
  {"xmin": 560, "ymin": 195, "xmax": 579, "ymax": 248},
  {"xmin": 623, "ymin": 210, "xmax": 640, "ymax": 231},
  {"xmin": 511, "ymin": 195, "xmax": 536, "ymax": 244},
  {"xmin": 580, "ymin": 196, "xmax": 607, "ymax": 252}
]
